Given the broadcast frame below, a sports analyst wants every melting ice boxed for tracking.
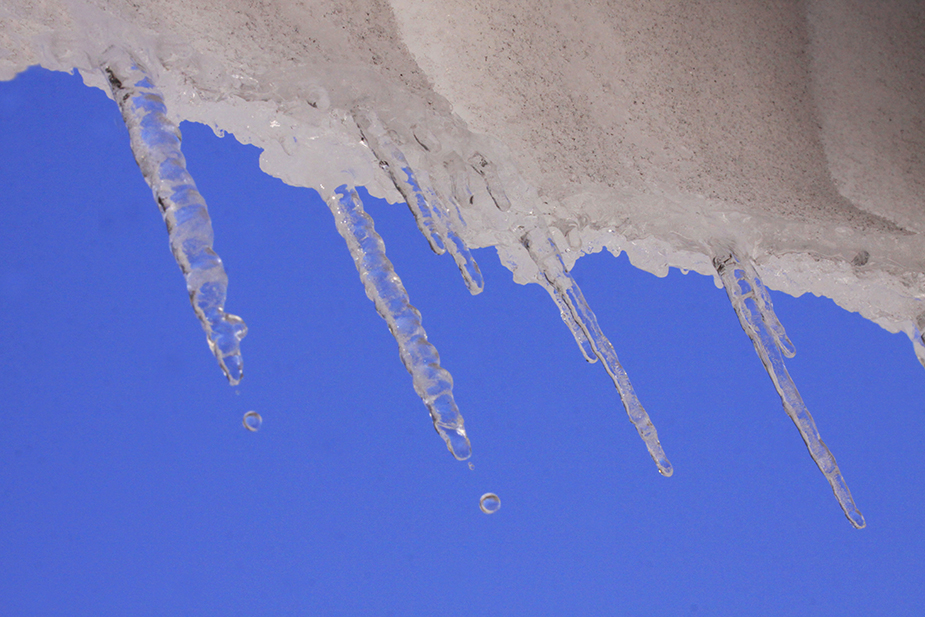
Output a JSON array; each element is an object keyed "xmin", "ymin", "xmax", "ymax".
[
  {"xmin": 103, "ymin": 51, "xmax": 247, "ymax": 385},
  {"xmin": 713, "ymin": 248, "xmax": 865, "ymax": 529},
  {"xmin": 3, "ymin": 0, "xmax": 923, "ymax": 528}
]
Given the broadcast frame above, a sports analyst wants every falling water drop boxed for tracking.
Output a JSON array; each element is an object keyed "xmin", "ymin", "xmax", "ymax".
[
  {"xmin": 479, "ymin": 493, "xmax": 501, "ymax": 514},
  {"xmin": 242, "ymin": 411, "xmax": 262, "ymax": 432}
]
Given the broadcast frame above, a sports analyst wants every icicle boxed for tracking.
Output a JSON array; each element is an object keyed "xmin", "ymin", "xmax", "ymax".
[
  {"xmin": 327, "ymin": 185, "xmax": 471, "ymax": 460},
  {"xmin": 713, "ymin": 248, "xmax": 865, "ymax": 529},
  {"xmin": 356, "ymin": 111, "xmax": 445, "ymax": 254},
  {"xmin": 548, "ymin": 279, "xmax": 599, "ymax": 365},
  {"xmin": 103, "ymin": 52, "xmax": 247, "ymax": 385},
  {"xmin": 468, "ymin": 153, "xmax": 512, "ymax": 212},
  {"xmin": 419, "ymin": 175, "xmax": 484, "ymax": 295},
  {"xmin": 523, "ymin": 228, "xmax": 673, "ymax": 476},
  {"xmin": 909, "ymin": 313, "xmax": 925, "ymax": 371},
  {"xmin": 912, "ymin": 335, "xmax": 925, "ymax": 371},
  {"xmin": 355, "ymin": 111, "xmax": 484, "ymax": 294},
  {"xmin": 731, "ymin": 252, "xmax": 796, "ymax": 358}
]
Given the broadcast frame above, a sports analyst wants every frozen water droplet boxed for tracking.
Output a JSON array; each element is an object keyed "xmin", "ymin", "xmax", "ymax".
[
  {"xmin": 479, "ymin": 493, "xmax": 501, "ymax": 514},
  {"xmin": 242, "ymin": 411, "xmax": 262, "ymax": 432}
]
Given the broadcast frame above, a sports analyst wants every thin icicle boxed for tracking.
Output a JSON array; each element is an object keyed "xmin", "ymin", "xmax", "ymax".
[
  {"xmin": 418, "ymin": 173, "xmax": 484, "ymax": 295},
  {"xmin": 103, "ymin": 51, "xmax": 247, "ymax": 385},
  {"xmin": 327, "ymin": 185, "xmax": 471, "ymax": 460},
  {"xmin": 909, "ymin": 314, "xmax": 925, "ymax": 371},
  {"xmin": 730, "ymin": 252, "xmax": 796, "ymax": 358},
  {"xmin": 713, "ymin": 248, "xmax": 865, "ymax": 529},
  {"xmin": 355, "ymin": 111, "xmax": 445, "ymax": 253},
  {"xmin": 548, "ymin": 280, "xmax": 599, "ymax": 364},
  {"xmin": 523, "ymin": 228, "xmax": 673, "ymax": 476},
  {"xmin": 355, "ymin": 112, "xmax": 484, "ymax": 294}
]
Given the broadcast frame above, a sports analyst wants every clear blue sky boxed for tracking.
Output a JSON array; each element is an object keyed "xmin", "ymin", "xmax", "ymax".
[{"xmin": 1, "ymin": 66, "xmax": 923, "ymax": 616}]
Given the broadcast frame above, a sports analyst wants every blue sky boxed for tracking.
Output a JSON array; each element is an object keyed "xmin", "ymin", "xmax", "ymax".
[{"xmin": 1, "ymin": 66, "xmax": 923, "ymax": 616}]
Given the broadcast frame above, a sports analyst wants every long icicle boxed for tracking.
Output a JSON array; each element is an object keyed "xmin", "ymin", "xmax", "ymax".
[
  {"xmin": 327, "ymin": 185, "xmax": 471, "ymax": 460},
  {"xmin": 713, "ymin": 248, "xmax": 865, "ymax": 528},
  {"xmin": 103, "ymin": 51, "xmax": 247, "ymax": 385},
  {"xmin": 523, "ymin": 228, "xmax": 672, "ymax": 476}
]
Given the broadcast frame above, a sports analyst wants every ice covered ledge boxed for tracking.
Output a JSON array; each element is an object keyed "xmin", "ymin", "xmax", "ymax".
[{"xmin": 2, "ymin": 0, "xmax": 923, "ymax": 338}]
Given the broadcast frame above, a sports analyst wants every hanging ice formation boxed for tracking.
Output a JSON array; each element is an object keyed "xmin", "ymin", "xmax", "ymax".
[
  {"xmin": 3, "ymin": 0, "xmax": 924, "ymax": 528},
  {"xmin": 354, "ymin": 110, "xmax": 484, "ymax": 295},
  {"xmin": 326, "ymin": 186, "xmax": 470, "ymax": 459},
  {"xmin": 94, "ymin": 50, "xmax": 671, "ymax": 470},
  {"xmin": 713, "ymin": 247, "xmax": 865, "ymax": 529},
  {"xmin": 523, "ymin": 228, "xmax": 672, "ymax": 477},
  {"xmin": 103, "ymin": 51, "xmax": 247, "ymax": 385}
]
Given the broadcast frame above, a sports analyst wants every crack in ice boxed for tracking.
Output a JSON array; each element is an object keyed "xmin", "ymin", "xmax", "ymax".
[{"xmin": 468, "ymin": 153, "xmax": 511, "ymax": 213}]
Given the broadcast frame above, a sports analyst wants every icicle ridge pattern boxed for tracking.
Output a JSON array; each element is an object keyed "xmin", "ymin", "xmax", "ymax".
[
  {"xmin": 523, "ymin": 228, "xmax": 673, "ymax": 476},
  {"xmin": 104, "ymin": 53, "xmax": 247, "ymax": 385},
  {"xmin": 713, "ymin": 248, "xmax": 865, "ymax": 529},
  {"xmin": 327, "ymin": 186, "xmax": 471, "ymax": 460}
]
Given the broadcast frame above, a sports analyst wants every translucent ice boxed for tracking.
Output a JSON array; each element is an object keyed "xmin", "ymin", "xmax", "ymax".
[
  {"xmin": 713, "ymin": 248, "xmax": 865, "ymax": 529},
  {"xmin": 103, "ymin": 51, "xmax": 247, "ymax": 385},
  {"xmin": 524, "ymin": 228, "xmax": 672, "ymax": 477},
  {"xmin": 4, "ymin": 0, "xmax": 922, "ymax": 528},
  {"xmin": 355, "ymin": 111, "xmax": 483, "ymax": 295},
  {"xmin": 326, "ymin": 185, "xmax": 470, "ymax": 460}
]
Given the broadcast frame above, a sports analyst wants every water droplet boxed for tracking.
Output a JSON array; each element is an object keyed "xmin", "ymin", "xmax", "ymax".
[
  {"xmin": 242, "ymin": 411, "xmax": 262, "ymax": 432},
  {"xmin": 468, "ymin": 462, "xmax": 475, "ymax": 471},
  {"xmin": 479, "ymin": 493, "xmax": 501, "ymax": 514}
]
